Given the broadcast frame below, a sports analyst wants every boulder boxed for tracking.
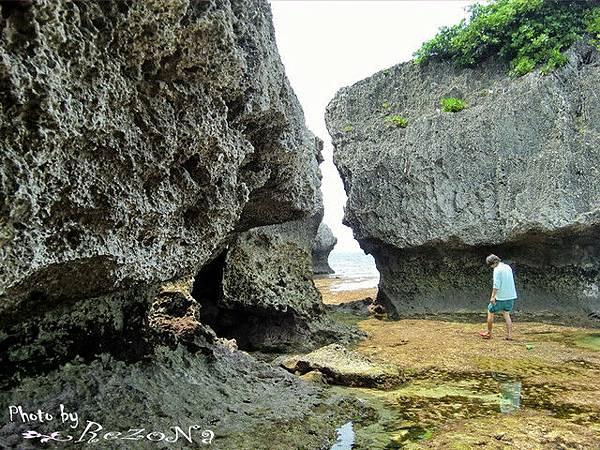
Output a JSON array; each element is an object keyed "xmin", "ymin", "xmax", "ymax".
[
  {"xmin": 313, "ymin": 222, "xmax": 338, "ymax": 274},
  {"xmin": 326, "ymin": 43, "xmax": 600, "ymax": 318},
  {"xmin": 299, "ymin": 369, "xmax": 328, "ymax": 385},
  {"xmin": 326, "ymin": 297, "xmax": 374, "ymax": 318},
  {"xmin": 192, "ymin": 212, "xmax": 365, "ymax": 352},
  {"xmin": 279, "ymin": 343, "xmax": 403, "ymax": 388},
  {"xmin": 0, "ymin": 0, "xmax": 321, "ymax": 313}
]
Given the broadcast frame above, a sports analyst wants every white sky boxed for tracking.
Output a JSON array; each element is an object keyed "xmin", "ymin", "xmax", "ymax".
[{"xmin": 270, "ymin": 1, "xmax": 477, "ymax": 251}]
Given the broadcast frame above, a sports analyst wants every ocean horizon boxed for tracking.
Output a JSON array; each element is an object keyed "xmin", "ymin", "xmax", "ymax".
[{"xmin": 326, "ymin": 249, "xmax": 380, "ymax": 291}]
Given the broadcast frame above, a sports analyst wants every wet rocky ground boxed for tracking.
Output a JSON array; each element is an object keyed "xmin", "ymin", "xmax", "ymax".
[
  {"xmin": 5, "ymin": 277, "xmax": 597, "ymax": 449},
  {"xmin": 314, "ymin": 277, "xmax": 600, "ymax": 449}
]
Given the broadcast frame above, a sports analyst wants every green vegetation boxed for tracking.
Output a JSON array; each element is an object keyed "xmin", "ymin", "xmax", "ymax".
[
  {"xmin": 417, "ymin": 429, "xmax": 435, "ymax": 441},
  {"xmin": 586, "ymin": 7, "xmax": 600, "ymax": 49},
  {"xmin": 342, "ymin": 124, "xmax": 354, "ymax": 133},
  {"xmin": 574, "ymin": 333, "xmax": 600, "ymax": 351},
  {"xmin": 440, "ymin": 97, "xmax": 467, "ymax": 112},
  {"xmin": 413, "ymin": 0, "xmax": 600, "ymax": 76},
  {"xmin": 385, "ymin": 115, "xmax": 408, "ymax": 127}
]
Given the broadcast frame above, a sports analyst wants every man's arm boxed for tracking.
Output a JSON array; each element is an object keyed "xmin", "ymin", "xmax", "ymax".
[
  {"xmin": 491, "ymin": 269, "xmax": 501, "ymax": 304},
  {"xmin": 490, "ymin": 287, "xmax": 498, "ymax": 304}
]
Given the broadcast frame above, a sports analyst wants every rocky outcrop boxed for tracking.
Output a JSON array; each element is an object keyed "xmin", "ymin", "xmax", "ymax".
[
  {"xmin": 313, "ymin": 221, "xmax": 337, "ymax": 274},
  {"xmin": 194, "ymin": 212, "xmax": 362, "ymax": 352},
  {"xmin": 326, "ymin": 42, "xmax": 600, "ymax": 318},
  {"xmin": 278, "ymin": 343, "xmax": 403, "ymax": 388},
  {"xmin": 0, "ymin": 326, "xmax": 364, "ymax": 450},
  {"xmin": 0, "ymin": 0, "xmax": 321, "ymax": 314},
  {"xmin": 0, "ymin": 0, "xmax": 357, "ymax": 447}
]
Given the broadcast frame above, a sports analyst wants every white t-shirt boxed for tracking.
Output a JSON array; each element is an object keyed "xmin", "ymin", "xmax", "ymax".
[{"xmin": 493, "ymin": 262, "xmax": 517, "ymax": 300}]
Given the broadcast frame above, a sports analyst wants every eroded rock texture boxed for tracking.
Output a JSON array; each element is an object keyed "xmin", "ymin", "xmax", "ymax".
[
  {"xmin": 0, "ymin": 0, "xmax": 356, "ymax": 447},
  {"xmin": 0, "ymin": 0, "xmax": 321, "ymax": 313},
  {"xmin": 193, "ymin": 212, "xmax": 362, "ymax": 352},
  {"xmin": 313, "ymin": 221, "xmax": 337, "ymax": 274},
  {"xmin": 278, "ymin": 343, "xmax": 403, "ymax": 388},
  {"xmin": 326, "ymin": 43, "xmax": 600, "ymax": 318}
]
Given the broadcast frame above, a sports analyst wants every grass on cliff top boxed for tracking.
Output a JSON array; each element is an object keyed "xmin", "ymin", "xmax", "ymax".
[{"xmin": 413, "ymin": 0, "xmax": 600, "ymax": 76}]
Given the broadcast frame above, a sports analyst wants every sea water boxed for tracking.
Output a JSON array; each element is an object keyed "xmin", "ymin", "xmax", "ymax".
[
  {"xmin": 327, "ymin": 249, "xmax": 379, "ymax": 291},
  {"xmin": 330, "ymin": 421, "xmax": 355, "ymax": 450}
]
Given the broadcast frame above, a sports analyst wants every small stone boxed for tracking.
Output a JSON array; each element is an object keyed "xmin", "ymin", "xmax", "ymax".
[
  {"xmin": 280, "ymin": 343, "xmax": 403, "ymax": 388},
  {"xmin": 299, "ymin": 369, "xmax": 328, "ymax": 384}
]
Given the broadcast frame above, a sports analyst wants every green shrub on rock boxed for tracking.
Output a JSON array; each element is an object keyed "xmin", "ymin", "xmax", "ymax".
[
  {"xmin": 385, "ymin": 115, "xmax": 408, "ymax": 128},
  {"xmin": 511, "ymin": 56, "xmax": 536, "ymax": 76},
  {"xmin": 441, "ymin": 97, "xmax": 467, "ymax": 112},
  {"xmin": 413, "ymin": 0, "xmax": 599, "ymax": 76},
  {"xmin": 540, "ymin": 48, "xmax": 569, "ymax": 75},
  {"xmin": 586, "ymin": 7, "xmax": 600, "ymax": 49}
]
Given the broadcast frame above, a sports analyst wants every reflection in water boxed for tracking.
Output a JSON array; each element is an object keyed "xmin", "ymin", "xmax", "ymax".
[
  {"xmin": 326, "ymin": 365, "xmax": 600, "ymax": 449},
  {"xmin": 500, "ymin": 381, "xmax": 522, "ymax": 414},
  {"xmin": 330, "ymin": 421, "xmax": 354, "ymax": 450}
]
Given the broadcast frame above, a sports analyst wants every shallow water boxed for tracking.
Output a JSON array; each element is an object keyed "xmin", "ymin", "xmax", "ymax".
[
  {"xmin": 329, "ymin": 367, "xmax": 599, "ymax": 449},
  {"xmin": 314, "ymin": 277, "xmax": 600, "ymax": 449},
  {"xmin": 330, "ymin": 277, "xmax": 378, "ymax": 291},
  {"xmin": 330, "ymin": 421, "xmax": 355, "ymax": 450},
  {"xmin": 499, "ymin": 379, "xmax": 521, "ymax": 413}
]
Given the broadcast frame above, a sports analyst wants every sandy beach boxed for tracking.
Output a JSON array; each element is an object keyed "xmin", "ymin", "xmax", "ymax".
[{"xmin": 314, "ymin": 275, "xmax": 378, "ymax": 305}]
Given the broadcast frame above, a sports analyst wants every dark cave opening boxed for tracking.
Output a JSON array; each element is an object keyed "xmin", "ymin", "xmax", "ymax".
[
  {"xmin": 191, "ymin": 250, "xmax": 305, "ymax": 352},
  {"xmin": 191, "ymin": 249, "xmax": 228, "ymax": 334}
]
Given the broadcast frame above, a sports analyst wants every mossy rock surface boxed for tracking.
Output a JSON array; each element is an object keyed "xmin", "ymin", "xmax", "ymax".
[{"xmin": 279, "ymin": 343, "xmax": 404, "ymax": 388}]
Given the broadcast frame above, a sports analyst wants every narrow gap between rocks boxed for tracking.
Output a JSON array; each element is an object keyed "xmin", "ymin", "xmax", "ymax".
[{"xmin": 191, "ymin": 250, "xmax": 302, "ymax": 352}]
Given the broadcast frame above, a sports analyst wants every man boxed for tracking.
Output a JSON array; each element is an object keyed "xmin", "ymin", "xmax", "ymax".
[{"xmin": 479, "ymin": 254, "xmax": 517, "ymax": 340}]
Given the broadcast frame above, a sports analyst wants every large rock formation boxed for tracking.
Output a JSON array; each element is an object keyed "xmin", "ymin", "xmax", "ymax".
[
  {"xmin": 326, "ymin": 42, "xmax": 600, "ymax": 318},
  {"xmin": 195, "ymin": 212, "xmax": 361, "ymax": 352},
  {"xmin": 0, "ymin": 0, "xmax": 361, "ymax": 447},
  {"xmin": 0, "ymin": 0, "xmax": 321, "ymax": 314},
  {"xmin": 313, "ymin": 221, "xmax": 337, "ymax": 274}
]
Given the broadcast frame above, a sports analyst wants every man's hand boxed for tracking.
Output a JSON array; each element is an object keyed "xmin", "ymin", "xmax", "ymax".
[{"xmin": 490, "ymin": 288, "xmax": 498, "ymax": 305}]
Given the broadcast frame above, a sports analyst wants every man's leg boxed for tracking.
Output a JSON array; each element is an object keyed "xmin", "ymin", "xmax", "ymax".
[
  {"xmin": 502, "ymin": 311, "xmax": 513, "ymax": 339},
  {"xmin": 487, "ymin": 311, "xmax": 494, "ymax": 335}
]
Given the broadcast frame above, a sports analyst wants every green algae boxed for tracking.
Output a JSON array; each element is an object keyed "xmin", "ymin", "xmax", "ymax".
[
  {"xmin": 328, "ymin": 370, "xmax": 521, "ymax": 448},
  {"xmin": 520, "ymin": 328, "xmax": 600, "ymax": 353},
  {"xmin": 574, "ymin": 333, "xmax": 600, "ymax": 351},
  {"xmin": 326, "ymin": 366, "xmax": 600, "ymax": 449},
  {"xmin": 475, "ymin": 355, "xmax": 584, "ymax": 381},
  {"xmin": 318, "ymin": 316, "xmax": 600, "ymax": 448},
  {"xmin": 327, "ymin": 311, "xmax": 368, "ymax": 328}
]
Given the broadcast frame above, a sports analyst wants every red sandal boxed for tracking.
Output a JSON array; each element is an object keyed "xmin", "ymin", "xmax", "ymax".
[{"xmin": 479, "ymin": 331, "xmax": 492, "ymax": 339}]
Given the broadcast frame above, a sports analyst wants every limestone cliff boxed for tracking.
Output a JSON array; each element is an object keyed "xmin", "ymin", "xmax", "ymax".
[
  {"xmin": 0, "ymin": 0, "xmax": 321, "ymax": 312},
  {"xmin": 0, "ymin": 1, "xmax": 358, "ymax": 448},
  {"xmin": 326, "ymin": 42, "xmax": 600, "ymax": 318}
]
